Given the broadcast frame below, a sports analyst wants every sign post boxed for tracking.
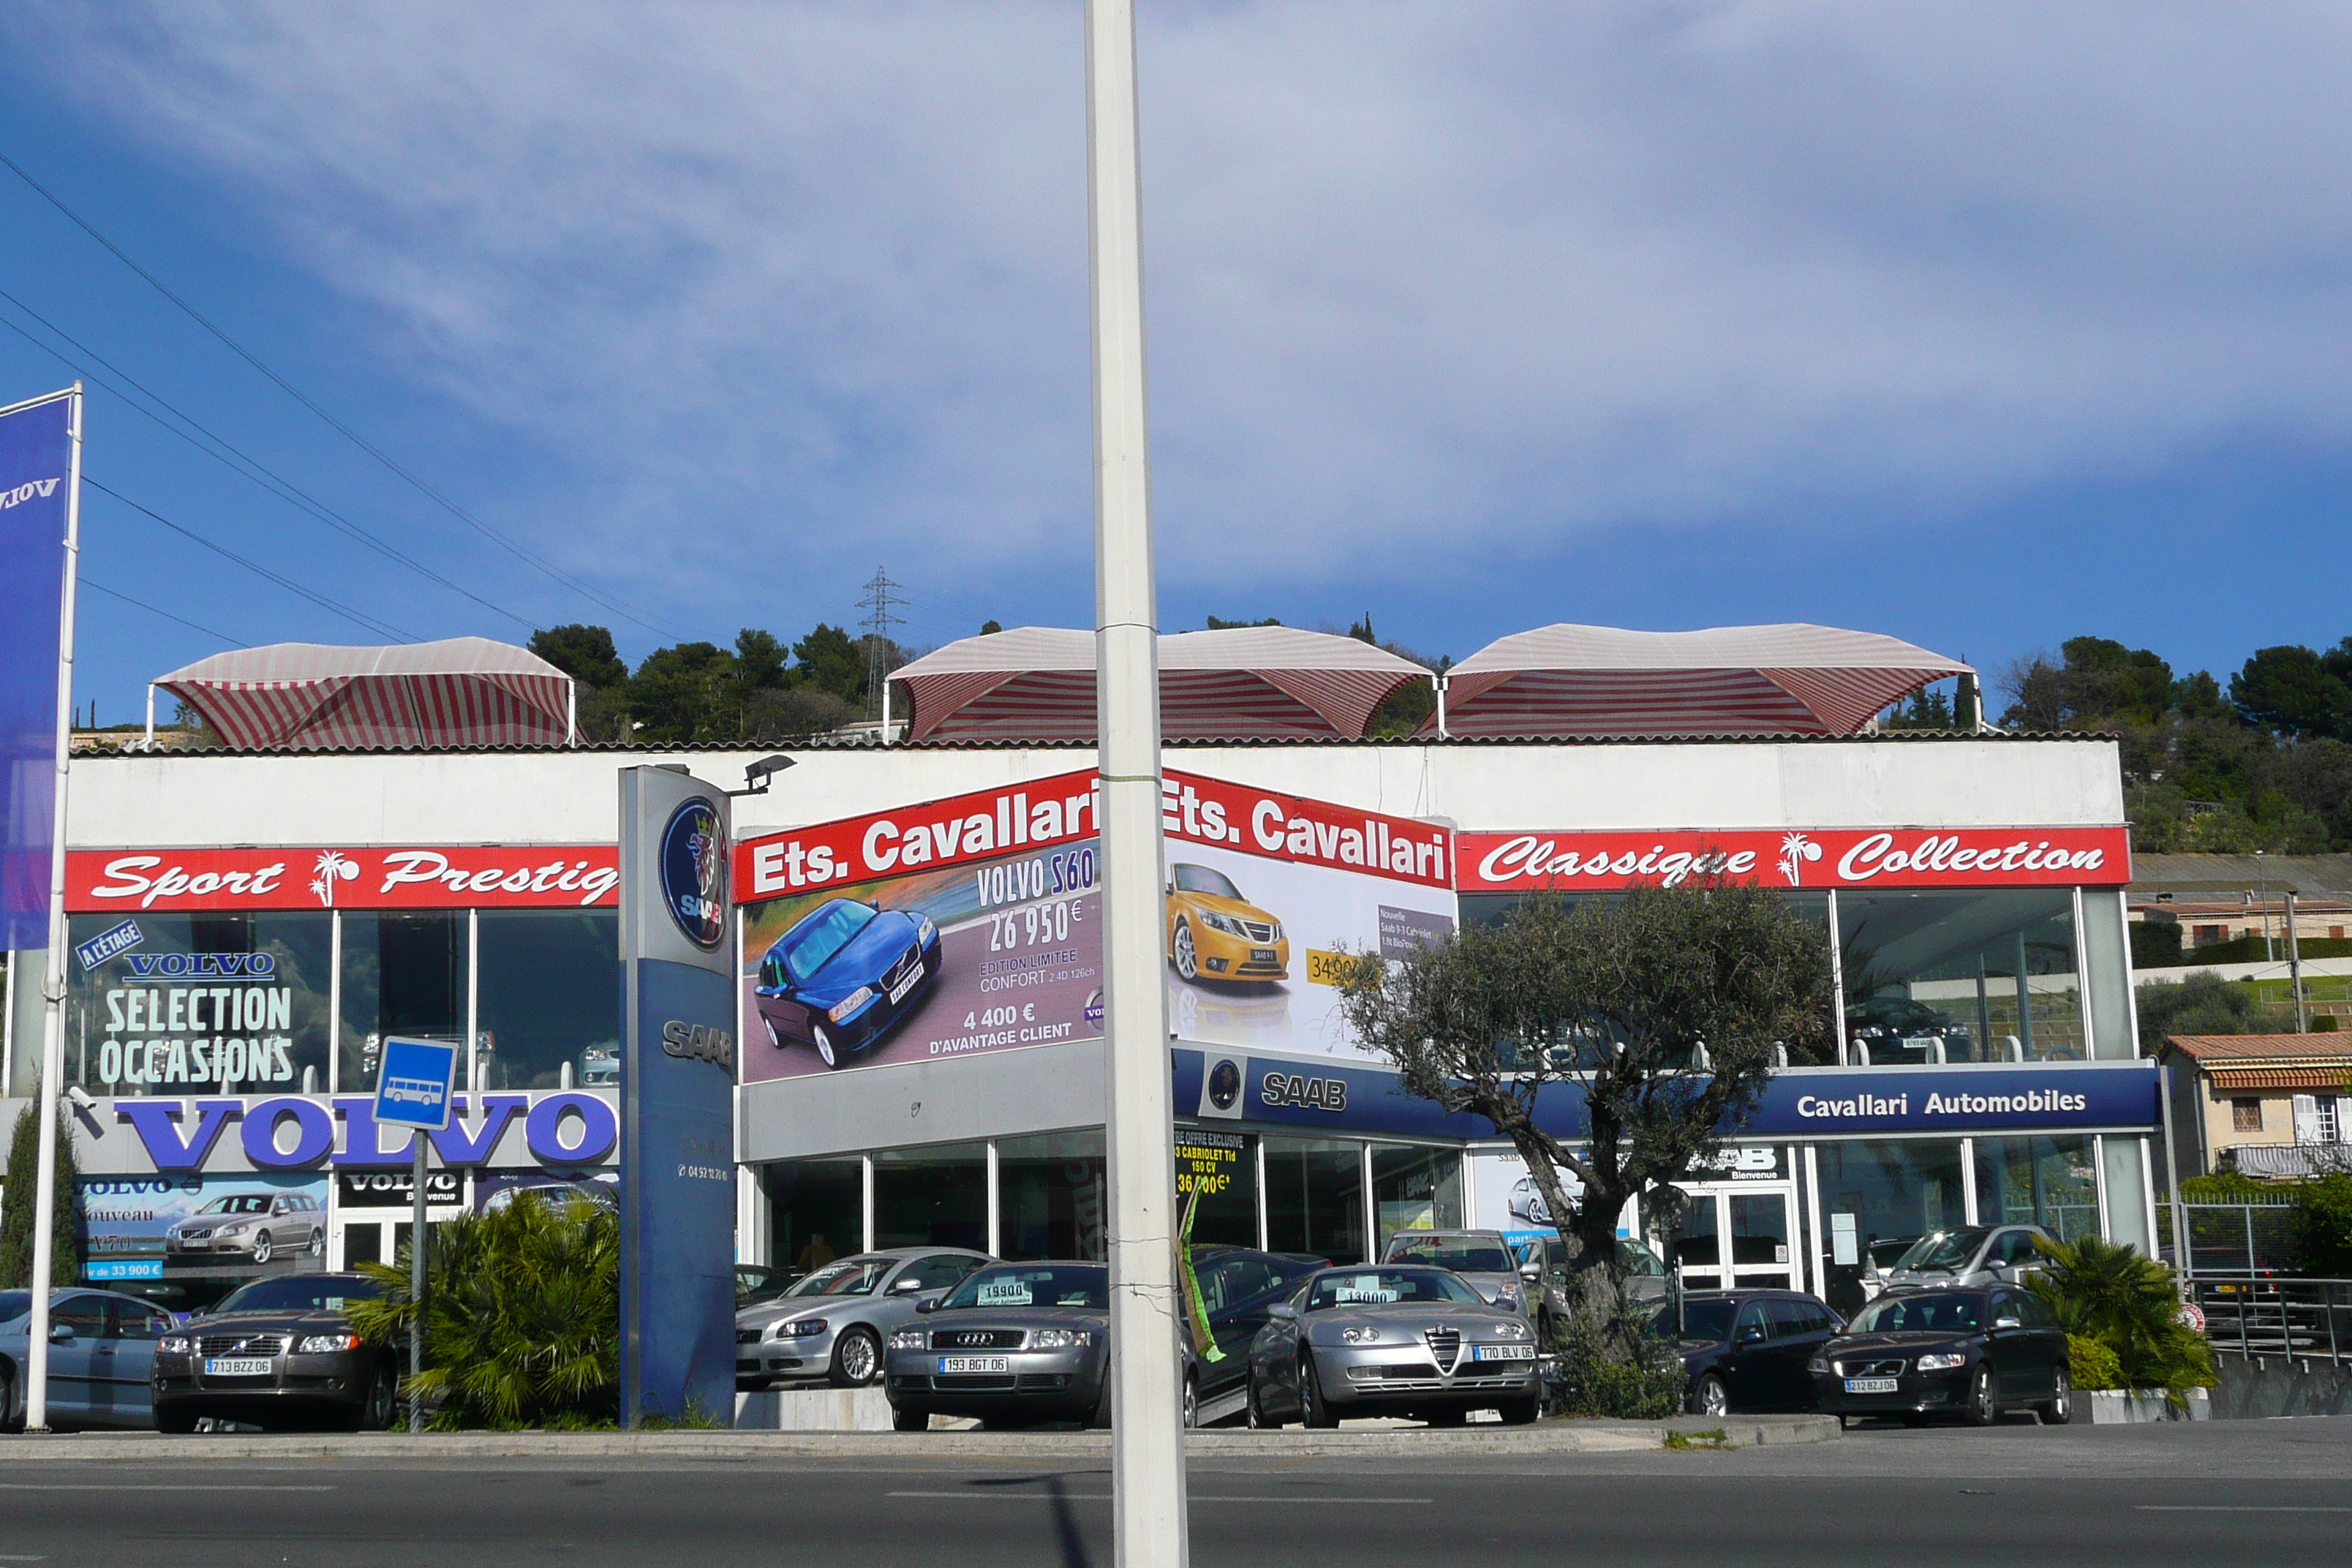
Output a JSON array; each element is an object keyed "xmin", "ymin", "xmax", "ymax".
[{"xmin": 372, "ymin": 1036, "xmax": 458, "ymax": 1435}]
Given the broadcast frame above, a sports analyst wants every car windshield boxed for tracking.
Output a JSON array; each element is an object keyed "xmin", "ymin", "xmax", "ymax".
[
  {"xmin": 200, "ymin": 1196, "xmax": 275, "ymax": 1216},
  {"xmin": 1618, "ymin": 1238, "xmax": 1666, "ymax": 1276},
  {"xmin": 0, "ymin": 1290, "xmax": 27, "ymax": 1324},
  {"xmin": 1675, "ymin": 1300, "xmax": 1738, "ymax": 1341},
  {"xmin": 214, "ymin": 1276, "xmax": 384, "ymax": 1314},
  {"xmin": 1306, "ymin": 1269, "xmax": 1481, "ymax": 1311},
  {"xmin": 1172, "ymin": 864, "xmax": 1243, "ymax": 900},
  {"xmin": 1848, "ymin": 1294, "xmax": 1985, "ymax": 1335},
  {"xmin": 1894, "ymin": 1229, "xmax": 1990, "ymax": 1273},
  {"xmin": 787, "ymin": 1256, "xmax": 894, "ymax": 1297},
  {"xmin": 780, "ymin": 901, "xmax": 879, "ymax": 984},
  {"xmin": 1386, "ymin": 1238, "xmax": 1514, "ymax": 1273},
  {"xmin": 941, "ymin": 1265, "xmax": 1109, "ymax": 1311}
]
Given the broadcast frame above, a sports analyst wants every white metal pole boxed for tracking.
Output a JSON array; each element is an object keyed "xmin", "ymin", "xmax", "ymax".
[
  {"xmin": 881, "ymin": 676, "xmax": 894, "ymax": 747},
  {"xmin": 566, "ymin": 681, "xmax": 578, "ymax": 747},
  {"xmin": 410, "ymin": 1130, "xmax": 427, "ymax": 1433},
  {"xmin": 144, "ymin": 684, "xmax": 155, "ymax": 750},
  {"xmin": 1085, "ymin": 3, "xmax": 1186, "ymax": 1562},
  {"xmin": 26, "ymin": 385, "xmax": 83, "ymax": 1434}
]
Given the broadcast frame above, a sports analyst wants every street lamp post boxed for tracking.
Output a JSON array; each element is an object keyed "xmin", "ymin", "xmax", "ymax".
[{"xmin": 1085, "ymin": 2, "xmax": 1189, "ymax": 1566}]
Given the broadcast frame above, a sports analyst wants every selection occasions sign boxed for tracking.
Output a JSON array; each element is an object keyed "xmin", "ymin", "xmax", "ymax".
[
  {"xmin": 0, "ymin": 388, "xmax": 75, "ymax": 949},
  {"xmin": 1458, "ymin": 825, "xmax": 2131, "ymax": 894}
]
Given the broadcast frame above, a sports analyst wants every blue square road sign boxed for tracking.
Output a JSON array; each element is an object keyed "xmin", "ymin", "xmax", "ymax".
[{"xmin": 374, "ymin": 1037, "xmax": 459, "ymax": 1131}]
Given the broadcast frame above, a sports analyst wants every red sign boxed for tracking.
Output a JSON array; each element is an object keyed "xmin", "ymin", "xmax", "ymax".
[
  {"xmin": 68, "ymin": 846, "xmax": 619, "ymax": 912},
  {"xmin": 734, "ymin": 770, "xmax": 1101, "ymax": 900},
  {"xmin": 1458, "ymin": 826, "xmax": 2130, "ymax": 894},
  {"xmin": 1161, "ymin": 771, "xmax": 1453, "ymax": 890}
]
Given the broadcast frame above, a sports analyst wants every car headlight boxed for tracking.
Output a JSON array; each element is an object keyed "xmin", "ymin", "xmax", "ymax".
[
  {"xmin": 297, "ymin": 1334, "xmax": 361, "ymax": 1354},
  {"xmin": 1493, "ymin": 1319, "xmax": 1530, "ymax": 1341},
  {"xmin": 890, "ymin": 1328, "xmax": 928, "ymax": 1351},
  {"xmin": 1914, "ymin": 1352, "xmax": 1967, "ymax": 1372},
  {"xmin": 159, "ymin": 1335, "xmax": 190, "ymax": 1355},
  {"xmin": 219, "ymin": 1221, "xmax": 253, "ymax": 1235},
  {"xmin": 1806, "ymin": 1354, "xmax": 1828, "ymax": 1373},
  {"xmin": 1490, "ymin": 1289, "xmax": 1520, "ymax": 1310},
  {"xmin": 1199, "ymin": 911, "xmax": 1242, "ymax": 935},
  {"xmin": 828, "ymin": 989, "xmax": 875, "ymax": 1022},
  {"xmin": 780, "ymin": 1319, "xmax": 829, "ymax": 1338},
  {"xmin": 917, "ymin": 916, "xmax": 936, "ymax": 945},
  {"xmin": 1029, "ymin": 1328, "xmax": 1092, "ymax": 1350},
  {"xmin": 1341, "ymin": 1326, "xmax": 1382, "ymax": 1345}
]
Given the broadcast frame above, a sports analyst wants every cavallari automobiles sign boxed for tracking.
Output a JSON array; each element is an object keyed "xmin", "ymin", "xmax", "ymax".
[
  {"xmin": 1456, "ymin": 826, "xmax": 2132, "ymax": 894},
  {"xmin": 67, "ymin": 845, "xmax": 620, "ymax": 911}
]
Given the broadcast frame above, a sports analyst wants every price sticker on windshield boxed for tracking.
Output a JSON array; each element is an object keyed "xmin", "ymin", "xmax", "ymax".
[{"xmin": 976, "ymin": 1281, "xmax": 1033, "ymax": 1307}]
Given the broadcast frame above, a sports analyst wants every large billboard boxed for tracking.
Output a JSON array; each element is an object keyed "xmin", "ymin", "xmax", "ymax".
[
  {"xmin": 0, "ymin": 389, "xmax": 75, "ymax": 949},
  {"xmin": 80, "ymin": 1171, "xmax": 330, "ymax": 1285}
]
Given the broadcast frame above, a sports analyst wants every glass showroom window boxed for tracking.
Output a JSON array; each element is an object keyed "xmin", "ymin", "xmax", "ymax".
[
  {"xmin": 1812, "ymin": 1139, "xmax": 1967, "ymax": 1317},
  {"xmin": 1264, "ymin": 1136, "xmax": 1367, "ymax": 1264},
  {"xmin": 477, "ymin": 909, "xmax": 620, "ymax": 1089},
  {"xmin": 762, "ymin": 1158, "xmax": 864, "ymax": 1277},
  {"xmin": 1836, "ymin": 889, "xmax": 2084, "ymax": 1064},
  {"xmin": 1973, "ymin": 1135, "xmax": 2100, "ymax": 1243},
  {"xmin": 873, "ymin": 1142, "xmax": 988, "ymax": 1251},
  {"xmin": 1371, "ymin": 1145, "xmax": 1463, "ymax": 1254},
  {"xmin": 997, "ymin": 1131, "xmax": 1108, "ymax": 1261},
  {"xmin": 339, "ymin": 911, "xmax": 467, "ymax": 1091},
  {"xmin": 63, "ymin": 911, "xmax": 331, "ymax": 1095}
]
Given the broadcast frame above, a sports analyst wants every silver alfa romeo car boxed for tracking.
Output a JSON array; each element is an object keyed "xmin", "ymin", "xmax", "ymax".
[
  {"xmin": 1247, "ymin": 1264, "xmax": 1540, "ymax": 1428},
  {"xmin": 735, "ymin": 1247, "xmax": 992, "ymax": 1389}
]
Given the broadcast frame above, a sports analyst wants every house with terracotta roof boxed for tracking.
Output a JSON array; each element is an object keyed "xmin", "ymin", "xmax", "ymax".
[{"xmin": 2158, "ymin": 1032, "xmax": 2352, "ymax": 1180}]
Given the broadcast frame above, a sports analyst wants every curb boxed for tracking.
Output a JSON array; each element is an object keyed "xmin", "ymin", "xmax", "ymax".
[{"xmin": 0, "ymin": 1415, "xmax": 1837, "ymax": 1462}]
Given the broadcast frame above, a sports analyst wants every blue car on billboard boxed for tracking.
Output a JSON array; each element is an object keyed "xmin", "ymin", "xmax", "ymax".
[{"xmin": 754, "ymin": 899, "xmax": 942, "ymax": 1069}]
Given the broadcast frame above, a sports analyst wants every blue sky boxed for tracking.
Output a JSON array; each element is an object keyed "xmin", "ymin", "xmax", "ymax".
[{"xmin": 4, "ymin": 4, "xmax": 2350, "ymax": 723}]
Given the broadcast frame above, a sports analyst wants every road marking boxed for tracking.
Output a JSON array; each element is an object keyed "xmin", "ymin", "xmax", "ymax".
[
  {"xmin": 2137, "ymin": 1507, "xmax": 2352, "ymax": 1513},
  {"xmin": 886, "ymin": 1491, "xmax": 1430, "ymax": 1504},
  {"xmin": 0, "ymin": 1485, "xmax": 337, "ymax": 1493}
]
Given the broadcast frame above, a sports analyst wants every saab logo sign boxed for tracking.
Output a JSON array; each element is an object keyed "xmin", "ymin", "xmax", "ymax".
[
  {"xmin": 660, "ymin": 1019, "xmax": 736, "ymax": 1073},
  {"xmin": 660, "ymin": 799, "xmax": 728, "ymax": 950},
  {"xmin": 1261, "ymin": 1071, "xmax": 1348, "ymax": 1113},
  {"xmin": 75, "ymin": 919, "xmax": 143, "ymax": 971}
]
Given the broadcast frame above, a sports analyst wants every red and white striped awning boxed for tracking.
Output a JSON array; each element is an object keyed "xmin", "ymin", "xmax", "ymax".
[
  {"xmin": 155, "ymin": 638, "xmax": 574, "ymax": 751},
  {"xmin": 892, "ymin": 626, "xmax": 1431, "ymax": 742},
  {"xmin": 1428, "ymin": 624, "xmax": 1970, "ymax": 739}
]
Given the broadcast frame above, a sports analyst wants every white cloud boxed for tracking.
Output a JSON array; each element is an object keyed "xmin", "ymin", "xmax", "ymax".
[{"xmin": 15, "ymin": 1, "xmax": 2352, "ymax": 617}]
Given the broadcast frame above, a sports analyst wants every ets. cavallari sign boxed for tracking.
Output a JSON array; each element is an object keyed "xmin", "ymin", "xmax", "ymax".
[{"xmin": 618, "ymin": 768, "xmax": 736, "ymax": 1428}]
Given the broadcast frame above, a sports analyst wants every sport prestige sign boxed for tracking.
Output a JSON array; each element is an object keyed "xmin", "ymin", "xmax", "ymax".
[
  {"xmin": 1458, "ymin": 825, "xmax": 2131, "ymax": 894},
  {"xmin": 68, "ymin": 845, "xmax": 619, "ymax": 911}
]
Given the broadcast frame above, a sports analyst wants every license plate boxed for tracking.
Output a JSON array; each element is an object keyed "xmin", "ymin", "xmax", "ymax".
[
  {"xmin": 1250, "ymin": 949, "xmax": 1278, "ymax": 963},
  {"xmin": 1473, "ymin": 1343, "xmax": 1535, "ymax": 1361},
  {"xmin": 889, "ymin": 963, "xmax": 925, "ymax": 1003},
  {"xmin": 206, "ymin": 1357, "xmax": 272, "ymax": 1377},
  {"xmin": 940, "ymin": 1356, "xmax": 1009, "ymax": 1373},
  {"xmin": 1844, "ymin": 1377, "xmax": 1899, "ymax": 1394}
]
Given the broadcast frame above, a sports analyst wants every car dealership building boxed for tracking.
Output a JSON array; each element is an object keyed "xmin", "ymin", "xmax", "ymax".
[{"xmin": 1, "ymin": 624, "xmax": 2163, "ymax": 1319}]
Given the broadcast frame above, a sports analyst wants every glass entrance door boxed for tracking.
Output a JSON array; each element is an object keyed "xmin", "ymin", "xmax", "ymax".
[{"xmin": 1671, "ymin": 1186, "xmax": 1799, "ymax": 1292}]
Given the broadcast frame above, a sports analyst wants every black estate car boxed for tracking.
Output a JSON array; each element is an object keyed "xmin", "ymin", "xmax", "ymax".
[
  {"xmin": 1668, "ymin": 1289, "xmax": 1842, "ymax": 1417},
  {"xmin": 151, "ymin": 1273, "xmax": 399, "ymax": 1433},
  {"xmin": 1809, "ymin": 1285, "xmax": 2071, "ymax": 1427}
]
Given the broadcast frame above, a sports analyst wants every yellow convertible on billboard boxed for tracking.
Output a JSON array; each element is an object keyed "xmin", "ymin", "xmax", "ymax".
[{"xmin": 1166, "ymin": 862, "xmax": 1289, "ymax": 983}]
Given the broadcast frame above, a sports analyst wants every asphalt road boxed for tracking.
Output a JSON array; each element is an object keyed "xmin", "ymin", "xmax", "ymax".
[{"xmin": 4, "ymin": 1417, "xmax": 2348, "ymax": 1567}]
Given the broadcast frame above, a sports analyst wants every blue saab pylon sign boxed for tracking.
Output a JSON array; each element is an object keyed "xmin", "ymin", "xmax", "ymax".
[{"xmin": 617, "ymin": 767, "xmax": 736, "ymax": 1428}]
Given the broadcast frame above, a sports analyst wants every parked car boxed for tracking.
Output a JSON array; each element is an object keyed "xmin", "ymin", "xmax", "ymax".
[
  {"xmin": 0, "ymin": 1287, "xmax": 174, "ymax": 1431},
  {"xmin": 1809, "ymin": 1284, "xmax": 2071, "ymax": 1427},
  {"xmin": 1182, "ymin": 1245, "xmax": 1324, "ymax": 1422},
  {"xmin": 150, "ymin": 1272, "xmax": 399, "ymax": 1433},
  {"xmin": 1665, "ymin": 1289, "xmax": 1842, "ymax": 1417},
  {"xmin": 1512, "ymin": 1233, "xmax": 1673, "ymax": 1338},
  {"xmin": 753, "ymin": 898, "xmax": 942, "ymax": 1070},
  {"xmin": 736, "ymin": 1264, "xmax": 800, "ymax": 1308},
  {"xmin": 163, "ymin": 1191, "xmax": 326, "ymax": 1269},
  {"xmin": 1246, "ymin": 1264, "xmax": 1540, "ymax": 1428},
  {"xmin": 1845, "ymin": 994, "xmax": 1974, "ymax": 1065},
  {"xmin": 1380, "ymin": 1230, "xmax": 1528, "ymax": 1316},
  {"xmin": 883, "ymin": 1261, "xmax": 1111, "ymax": 1431},
  {"xmin": 1165, "ymin": 863, "xmax": 1289, "ymax": 984},
  {"xmin": 482, "ymin": 1177, "xmax": 617, "ymax": 1214},
  {"xmin": 737, "ymin": 1247, "xmax": 992, "ymax": 1389},
  {"xmin": 1877, "ymin": 1224, "xmax": 2049, "ymax": 1293}
]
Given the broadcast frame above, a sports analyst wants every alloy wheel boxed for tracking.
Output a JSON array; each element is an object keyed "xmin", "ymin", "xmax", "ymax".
[
  {"xmin": 1183, "ymin": 1376, "xmax": 1199, "ymax": 1429},
  {"xmin": 2042, "ymin": 1367, "xmax": 2073, "ymax": 1425},
  {"xmin": 1967, "ymin": 1365, "xmax": 1997, "ymax": 1426},
  {"xmin": 836, "ymin": 1329, "xmax": 880, "ymax": 1387},
  {"xmin": 814, "ymin": 1024, "xmax": 840, "ymax": 1069},
  {"xmin": 765, "ymin": 1013, "xmax": 783, "ymax": 1050},
  {"xmin": 1173, "ymin": 923, "xmax": 1198, "ymax": 981},
  {"xmin": 252, "ymin": 1232, "xmax": 273, "ymax": 1264},
  {"xmin": 1696, "ymin": 1373, "xmax": 1728, "ymax": 1418}
]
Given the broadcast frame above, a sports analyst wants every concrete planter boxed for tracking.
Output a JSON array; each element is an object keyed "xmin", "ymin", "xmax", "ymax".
[
  {"xmin": 734, "ymin": 1387, "xmax": 896, "ymax": 1431},
  {"xmin": 2085, "ymin": 1387, "xmax": 2209, "ymax": 1424}
]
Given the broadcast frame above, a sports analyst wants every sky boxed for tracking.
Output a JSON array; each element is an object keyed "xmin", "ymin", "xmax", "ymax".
[{"xmin": 3, "ymin": 2, "xmax": 2351, "ymax": 723}]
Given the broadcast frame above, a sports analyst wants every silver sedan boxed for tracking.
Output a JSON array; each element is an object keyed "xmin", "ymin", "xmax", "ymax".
[
  {"xmin": 736, "ymin": 1248, "xmax": 993, "ymax": 1389},
  {"xmin": 1247, "ymin": 1265, "xmax": 1540, "ymax": 1428}
]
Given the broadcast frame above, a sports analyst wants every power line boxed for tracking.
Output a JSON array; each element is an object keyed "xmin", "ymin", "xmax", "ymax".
[
  {"xmin": 81, "ymin": 576, "xmax": 249, "ymax": 649},
  {"xmin": 0, "ymin": 290, "xmax": 538, "ymax": 630},
  {"xmin": 0, "ymin": 146, "xmax": 690, "ymax": 641},
  {"xmin": 84, "ymin": 476, "xmax": 418, "ymax": 642},
  {"xmin": 859, "ymin": 565, "xmax": 908, "ymax": 720}
]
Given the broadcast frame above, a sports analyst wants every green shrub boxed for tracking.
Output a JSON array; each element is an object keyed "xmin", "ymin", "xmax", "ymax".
[
  {"xmin": 2296, "ymin": 1172, "xmax": 2352, "ymax": 1277},
  {"xmin": 1548, "ymin": 1273, "xmax": 1686, "ymax": 1420},
  {"xmin": 2029, "ymin": 1234, "xmax": 2214, "ymax": 1402},
  {"xmin": 2068, "ymin": 1334, "xmax": 2123, "ymax": 1391},
  {"xmin": 2180, "ymin": 1170, "xmax": 2280, "ymax": 1202},
  {"xmin": 0, "ymin": 1096, "xmax": 80, "ymax": 1289},
  {"xmin": 348, "ymin": 1192, "xmax": 618, "ymax": 1430}
]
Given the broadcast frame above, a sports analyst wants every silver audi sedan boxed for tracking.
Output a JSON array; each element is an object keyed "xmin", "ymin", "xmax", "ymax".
[
  {"xmin": 735, "ymin": 1248, "xmax": 992, "ymax": 1389},
  {"xmin": 1246, "ymin": 1264, "xmax": 1541, "ymax": 1428},
  {"xmin": 883, "ymin": 1262, "xmax": 1110, "ymax": 1432}
]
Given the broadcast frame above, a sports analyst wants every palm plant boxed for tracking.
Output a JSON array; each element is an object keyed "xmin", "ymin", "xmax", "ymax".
[
  {"xmin": 2027, "ymin": 1233, "xmax": 2213, "ymax": 1405},
  {"xmin": 348, "ymin": 1193, "xmax": 619, "ymax": 1429}
]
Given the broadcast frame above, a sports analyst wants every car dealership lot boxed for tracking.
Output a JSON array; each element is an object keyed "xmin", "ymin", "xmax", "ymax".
[{"xmin": 1, "ymin": 1419, "xmax": 2348, "ymax": 1567}]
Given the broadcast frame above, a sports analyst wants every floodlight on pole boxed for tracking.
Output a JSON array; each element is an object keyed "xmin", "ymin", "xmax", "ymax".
[{"xmin": 1085, "ymin": 2, "xmax": 1189, "ymax": 1566}]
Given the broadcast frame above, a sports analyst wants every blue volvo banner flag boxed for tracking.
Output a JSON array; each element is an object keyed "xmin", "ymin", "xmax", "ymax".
[
  {"xmin": 617, "ymin": 766, "xmax": 736, "ymax": 1427},
  {"xmin": 0, "ymin": 388, "xmax": 76, "ymax": 950}
]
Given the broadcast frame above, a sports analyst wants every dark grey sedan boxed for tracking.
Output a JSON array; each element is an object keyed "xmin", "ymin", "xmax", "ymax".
[
  {"xmin": 1809, "ymin": 1284, "xmax": 2071, "ymax": 1427},
  {"xmin": 151, "ymin": 1273, "xmax": 399, "ymax": 1433},
  {"xmin": 1246, "ymin": 1265, "xmax": 1540, "ymax": 1428},
  {"xmin": 883, "ymin": 1262, "xmax": 1109, "ymax": 1431}
]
